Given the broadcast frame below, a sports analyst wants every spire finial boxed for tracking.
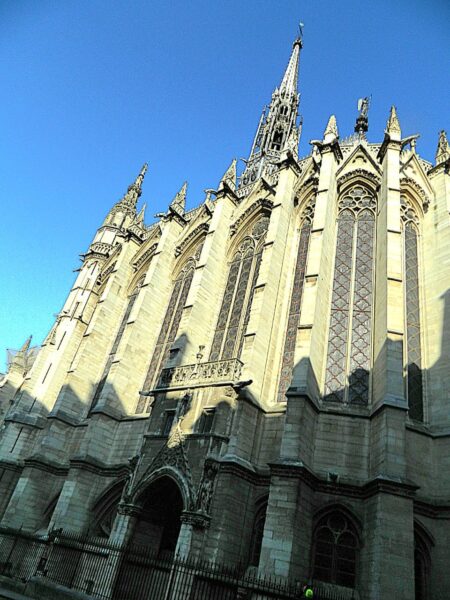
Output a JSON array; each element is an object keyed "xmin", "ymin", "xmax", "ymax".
[
  {"xmin": 324, "ymin": 115, "xmax": 339, "ymax": 141},
  {"xmin": 386, "ymin": 105, "xmax": 401, "ymax": 139},
  {"xmin": 21, "ymin": 335, "xmax": 32, "ymax": 352},
  {"xmin": 218, "ymin": 158, "xmax": 237, "ymax": 192},
  {"xmin": 280, "ymin": 33, "xmax": 302, "ymax": 95},
  {"xmin": 436, "ymin": 130, "xmax": 450, "ymax": 165},
  {"xmin": 170, "ymin": 182, "xmax": 187, "ymax": 214}
]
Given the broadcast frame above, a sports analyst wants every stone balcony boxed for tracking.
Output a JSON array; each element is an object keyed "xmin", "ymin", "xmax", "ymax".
[{"xmin": 157, "ymin": 358, "xmax": 243, "ymax": 389}]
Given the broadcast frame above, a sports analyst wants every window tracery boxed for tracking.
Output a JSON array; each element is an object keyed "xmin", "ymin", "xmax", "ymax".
[
  {"xmin": 136, "ymin": 252, "xmax": 200, "ymax": 414},
  {"xmin": 401, "ymin": 197, "xmax": 423, "ymax": 421},
  {"xmin": 277, "ymin": 197, "xmax": 315, "ymax": 402},
  {"xmin": 324, "ymin": 185, "xmax": 376, "ymax": 405},
  {"xmin": 209, "ymin": 216, "xmax": 269, "ymax": 362},
  {"xmin": 312, "ymin": 511, "xmax": 359, "ymax": 588}
]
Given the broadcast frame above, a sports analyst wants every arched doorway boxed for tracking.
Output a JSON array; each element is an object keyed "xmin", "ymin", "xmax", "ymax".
[
  {"xmin": 113, "ymin": 477, "xmax": 184, "ymax": 600},
  {"xmin": 132, "ymin": 476, "xmax": 184, "ymax": 556}
]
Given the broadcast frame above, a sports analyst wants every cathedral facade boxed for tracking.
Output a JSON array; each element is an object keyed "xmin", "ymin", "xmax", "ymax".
[{"xmin": 1, "ymin": 36, "xmax": 449, "ymax": 599}]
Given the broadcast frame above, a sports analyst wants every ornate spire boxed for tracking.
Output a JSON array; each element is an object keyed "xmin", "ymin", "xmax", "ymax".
[
  {"xmin": 20, "ymin": 335, "xmax": 32, "ymax": 353},
  {"xmin": 218, "ymin": 159, "xmax": 237, "ymax": 191},
  {"xmin": 279, "ymin": 37, "xmax": 302, "ymax": 97},
  {"xmin": 324, "ymin": 115, "xmax": 339, "ymax": 141},
  {"xmin": 239, "ymin": 35, "xmax": 302, "ymax": 192},
  {"xmin": 436, "ymin": 130, "xmax": 450, "ymax": 165},
  {"xmin": 170, "ymin": 182, "xmax": 187, "ymax": 214},
  {"xmin": 7, "ymin": 335, "xmax": 37, "ymax": 375},
  {"xmin": 121, "ymin": 163, "xmax": 148, "ymax": 209},
  {"xmin": 135, "ymin": 203, "xmax": 146, "ymax": 225},
  {"xmin": 386, "ymin": 106, "xmax": 401, "ymax": 138}
]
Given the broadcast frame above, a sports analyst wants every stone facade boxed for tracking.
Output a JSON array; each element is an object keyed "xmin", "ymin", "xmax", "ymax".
[{"xmin": 1, "ymin": 36, "xmax": 449, "ymax": 600}]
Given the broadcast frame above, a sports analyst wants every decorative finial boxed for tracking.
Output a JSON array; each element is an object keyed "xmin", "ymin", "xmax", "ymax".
[
  {"xmin": 324, "ymin": 115, "xmax": 339, "ymax": 140},
  {"xmin": 386, "ymin": 105, "xmax": 401, "ymax": 138},
  {"xmin": 170, "ymin": 181, "xmax": 187, "ymax": 213},
  {"xmin": 135, "ymin": 203, "xmax": 146, "ymax": 225},
  {"xmin": 218, "ymin": 158, "xmax": 237, "ymax": 191},
  {"xmin": 21, "ymin": 335, "xmax": 32, "ymax": 352},
  {"xmin": 355, "ymin": 97, "xmax": 370, "ymax": 135},
  {"xmin": 436, "ymin": 130, "xmax": 450, "ymax": 165}
]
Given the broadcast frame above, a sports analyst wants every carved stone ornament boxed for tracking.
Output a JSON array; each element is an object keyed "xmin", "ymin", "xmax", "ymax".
[
  {"xmin": 195, "ymin": 459, "xmax": 219, "ymax": 515},
  {"xmin": 400, "ymin": 176, "xmax": 430, "ymax": 211},
  {"xmin": 337, "ymin": 169, "xmax": 381, "ymax": 191},
  {"xmin": 229, "ymin": 199, "xmax": 273, "ymax": 237},
  {"xmin": 174, "ymin": 223, "xmax": 209, "ymax": 258},
  {"xmin": 117, "ymin": 502, "xmax": 142, "ymax": 518},
  {"xmin": 180, "ymin": 510, "xmax": 211, "ymax": 530},
  {"xmin": 132, "ymin": 243, "xmax": 158, "ymax": 271}
]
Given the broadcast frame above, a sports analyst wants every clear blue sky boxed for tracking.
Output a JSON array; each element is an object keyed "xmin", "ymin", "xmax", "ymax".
[{"xmin": 0, "ymin": 0, "xmax": 449, "ymax": 371}]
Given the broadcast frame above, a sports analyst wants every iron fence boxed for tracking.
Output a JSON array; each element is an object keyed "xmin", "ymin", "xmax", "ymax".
[{"xmin": 0, "ymin": 527, "xmax": 356, "ymax": 600}]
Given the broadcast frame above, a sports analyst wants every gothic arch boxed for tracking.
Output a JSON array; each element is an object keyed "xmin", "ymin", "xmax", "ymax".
[
  {"xmin": 249, "ymin": 495, "xmax": 269, "ymax": 567},
  {"xmin": 90, "ymin": 478, "xmax": 126, "ymax": 537},
  {"xmin": 324, "ymin": 183, "xmax": 377, "ymax": 405},
  {"xmin": 132, "ymin": 466, "xmax": 193, "ymax": 512},
  {"xmin": 400, "ymin": 177, "xmax": 430, "ymax": 214},
  {"xmin": 337, "ymin": 168, "xmax": 381, "ymax": 196},
  {"xmin": 174, "ymin": 222, "xmax": 209, "ymax": 261},
  {"xmin": 401, "ymin": 196, "xmax": 425, "ymax": 422},
  {"xmin": 209, "ymin": 214, "xmax": 269, "ymax": 362},
  {"xmin": 313, "ymin": 503, "xmax": 363, "ymax": 540},
  {"xmin": 311, "ymin": 504, "xmax": 362, "ymax": 588},
  {"xmin": 276, "ymin": 193, "xmax": 315, "ymax": 402},
  {"xmin": 414, "ymin": 520, "xmax": 433, "ymax": 600},
  {"xmin": 228, "ymin": 198, "xmax": 273, "ymax": 246}
]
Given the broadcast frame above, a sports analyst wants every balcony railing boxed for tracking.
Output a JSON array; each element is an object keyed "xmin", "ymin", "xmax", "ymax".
[{"xmin": 157, "ymin": 358, "xmax": 243, "ymax": 389}]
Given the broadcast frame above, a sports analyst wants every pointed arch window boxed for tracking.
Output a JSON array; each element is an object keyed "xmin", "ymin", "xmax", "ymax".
[
  {"xmin": 312, "ymin": 511, "xmax": 359, "ymax": 588},
  {"xmin": 136, "ymin": 245, "xmax": 203, "ymax": 413},
  {"xmin": 249, "ymin": 499, "xmax": 268, "ymax": 567},
  {"xmin": 324, "ymin": 185, "xmax": 376, "ymax": 405},
  {"xmin": 401, "ymin": 197, "xmax": 423, "ymax": 421},
  {"xmin": 209, "ymin": 216, "xmax": 269, "ymax": 362},
  {"xmin": 90, "ymin": 277, "xmax": 144, "ymax": 412},
  {"xmin": 277, "ymin": 198, "xmax": 315, "ymax": 402},
  {"xmin": 414, "ymin": 526, "xmax": 431, "ymax": 600}
]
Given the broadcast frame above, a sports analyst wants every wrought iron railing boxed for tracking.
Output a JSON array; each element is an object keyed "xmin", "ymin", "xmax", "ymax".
[
  {"xmin": 0, "ymin": 527, "xmax": 357, "ymax": 600},
  {"xmin": 158, "ymin": 358, "xmax": 244, "ymax": 389}
]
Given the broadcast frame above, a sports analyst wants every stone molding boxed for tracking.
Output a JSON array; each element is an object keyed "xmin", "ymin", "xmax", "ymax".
[
  {"xmin": 268, "ymin": 460, "xmax": 419, "ymax": 500},
  {"xmin": 175, "ymin": 222, "xmax": 210, "ymax": 257},
  {"xmin": 180, "ymin": 510, "xmax": 211, "ymax": 529},
  {"xmin": 157, "ymin": 358, "xmax": 243, "ymax": 389},
  {"xmin": 229, "ymin": 199, "xmax": 273, "ymax": 237},
  {"xmin": 400, "ymin": 175, "xmax": 430, "ymax": 211}
]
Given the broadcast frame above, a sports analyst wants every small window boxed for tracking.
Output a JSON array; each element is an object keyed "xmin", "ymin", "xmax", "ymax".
[
  {"xmin": 312, "ymin": 511, "xmax": 359, "ymax": 588},
  {"xmin": 162, "ymin": 410, "xmax": 176, "ymax": 436},
  {"xmin": 198, "ymin": 409, "xmax": 215, "ymax": 433}
]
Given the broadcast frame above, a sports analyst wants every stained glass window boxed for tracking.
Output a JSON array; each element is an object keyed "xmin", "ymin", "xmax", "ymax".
[
  {"xmin": 209, "ymin": 216, "xmax": 269, "ymax": 362},
  {"xmin": 312, "ymin": 512, "xmax": 359, "ymax": 588},
  {"xmin": 324, "ymin": 186, "xmax": 376, "ymax": 404},
  {"xmin": 90, "ymin": 278, "xmax": 143, "ymax": 412},
  {"xmin": 276, "ymin": 197, "xmax": 315, "ymax": 402},
  {"xmin": 402, "ymin": 198, "xmax": 423, "ymax": 421},
  {"xmin": 136, "ymin": 245, "xmax": 203, "ymax": 414}
]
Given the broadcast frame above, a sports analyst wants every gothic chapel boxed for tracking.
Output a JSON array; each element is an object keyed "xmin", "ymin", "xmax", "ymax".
[{"xmin": 1, "ymin": 34, "xmax": 450, "ymax": 600}]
